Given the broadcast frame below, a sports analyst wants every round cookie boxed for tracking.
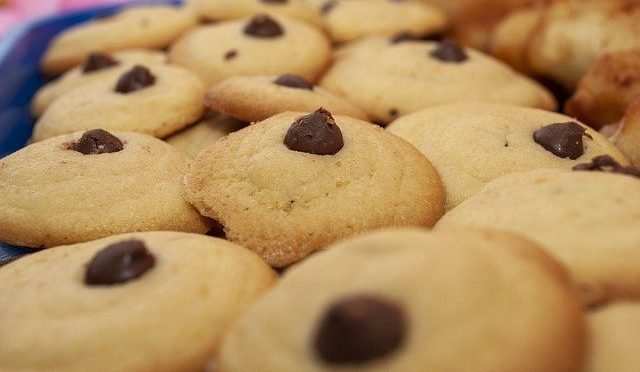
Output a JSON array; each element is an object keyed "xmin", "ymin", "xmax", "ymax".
[
  {"xmin": 527, "ymin": 0, "xmax": 640, "ymax": 90},
  {"xmin": 614, "ymin": 97, "xmax": 640, "ymax": 167},
  {"xmin": 586, "ymin": 302, "xmax": 640, "ymax": 372},
  {"xmin": 32, "ymin": 64, "xmax": 206, "ymax": 142},
  {"xmin": 318, "ymin": 0, "xmax": 448, "ymax": 43},
  {"xmin": 218, "ymin": 228, "xmax": 586, "ymax": 372},
  {"xmin": 41, "ymin": 5, "xmax": 197, "ymax": 75},
  {"xmin": 184, "ymin": 109, "xmax": 445, "ymax": 267},
  {"xmin": 437, "ymin": 168, "xmax": 640, "ymax": 306},
  {"xmin": 187, "ymin": 0, "xmax": 322, "ymax": 27},
  {"xmin": 205, "ymin": 74, "xmax": 368, "ymax": 122},
  {"xmin": 169, "ymin": 14, "xmax": 331, "ymax": 85},
  {"xmin": 386, "ymin": 102, "xmax": 629, "ymax": 210},
  {"xmin": 32, "ymin": 49, "xmax": 167, "ymax": 117},
  {"xmin": 0, "ymin": 231, "xmax": 276, "ymax": 371},
  {"xmin": 0, "ymin": 130, "xmax": 210, "ymax": 248},
  {"xmin": 488, "ymin": 7, "xmax": 544, "ymax": 74},
  {"xmin": 565, "ymin": 50, "xmax": 640, "ymax": 129},
  {"xmin": 320, "ymin": 37, "xmax": 556, "ymax": 125},
  {"xmin": 165, "ymin": 112, "xmax": 248, "ymax": 158}
]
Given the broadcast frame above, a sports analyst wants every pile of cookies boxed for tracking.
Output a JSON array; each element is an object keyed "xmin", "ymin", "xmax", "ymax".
[{"xmin": 1, "ymin": 0, "xmax": 640, "ymax": 371}]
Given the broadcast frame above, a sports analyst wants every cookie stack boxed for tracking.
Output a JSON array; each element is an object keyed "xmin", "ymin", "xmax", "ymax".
[{"xmin": 1, "ymin": 0, "xmax": 640, "ymax": 371}]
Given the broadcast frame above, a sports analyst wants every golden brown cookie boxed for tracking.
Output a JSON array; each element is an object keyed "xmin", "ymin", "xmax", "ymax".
[
  {"xmin": 205, "ymin": 74, "xmax": 368, "ymax": 122},
  {"xmin": 0, "ymin": 232, "xmax": 276, "ymax": 371},
  {"xmin": 0, "ymin": 130, "xmax": 210, "ymax": 248},
  {"xmin": 565, "ymin": 50, "xmax": 640, "ymax": 129},
  {"xmin": 188, "ymin": 0, "xmax": 323, "ymax": 27},
  {"xmin": 184, "ymin": 109, "xmax": 445, "ymax": 267},
  {"xmin": 165, "ymin": 112, "xmax": 247, "ymax": 158},
  {"xmin": 41, "ymin": 5, "xmax": 197, "ymax": 75},
  {"xmin": 219, "ymin": 228, "xmax": 586, "ymax": 372},
  {"xmin": 613, "ymin": 96, "xmax": 640, "ymax": 166}
]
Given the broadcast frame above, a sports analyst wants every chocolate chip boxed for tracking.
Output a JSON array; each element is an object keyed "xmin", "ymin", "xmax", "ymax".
[
  {"xmin": 85, "ymin": 240, "xmax": 155, "ymax": 286},
  {"xmin": 389, "ymin": 108, "xmax": 399, "ymax": 118},
  {"xmin": 243, "ymin": 14, "xmax": 284, "ymax": 38},
  {"xmin": 73, "ymin": 129, "xmax": 123, "ymax": 155},
  {"xmin": 274, "ymin": 74, "xmax": 313, "ymax": 90},
  {"xmin": 429, "ymin": 39, "xmax": 468, "ymax": 63},
  {"xmin": 390, "ymin": 32, "xmax": 419, "ymax": 44},
  {"xmin": 284, "ymin": 108, "xmax": 343, "ymax": 155},
  {"xmin": 82, "ymin": 52, "xmax": 119, "ymax": 73},
  {"xmin": 314, "ymin": 294, "xmax": 406, "ymax": 364},
  {"xmin": 321, "ymin": 1, "xmax": 338, "ymax": 14},
  {"xmin": 533, "ymin": 122, "xmax": 591, "ymax": 160},
  {"xmin": 206, "ymin": 219, "xmax": 227, "ymax": 239},
  {"xmin": 573, "ymin": 155, "xmax": 640, "ymax": 178},
  {"xmin": 115, "ymin": 65, "xmax": 156, "ymax": 94},
  {"xmin": 224, "ymin": 49, "xmax": 238, "ymax": 60}
]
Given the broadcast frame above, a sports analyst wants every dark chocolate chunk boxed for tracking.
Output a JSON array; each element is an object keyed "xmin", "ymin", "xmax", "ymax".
[
  {"xmin": 389, "ymin": 108, "xmax": 399, "ymax": 118},
  {"xmin": 206, "ymin": 219, "xmax": 227, "ymax": 239},
  {"xmin": 284, "ymin": 108, "xmax": 343, "ymax": 155},
  {"xmin": 533, "ymin": 122, "xmax": 591, "ymax": 160},
  {"xmin": 429, "ymin": 39, "xmax": 468, "ymax": 63},
  {"xmin": 573, "ymin": 155, "xmax": 640, "ymax": 178},
  {"xmin": 314, "ymin": 294, "xmax": 406, "ymax": 364},
  {"xmin": 85, "ymin": 240, "xmax": 155, "ymax": 286},
  {"xmin": 115, "ymin": 65, "xmax": 156, "ymax": 94},
  {"xmin": 274, "ymin": 74, "xmax": 313, "ymax": 90},
  {"xmin": 82, "ymin": 52, "xmax": 119, "ymax": 73},
  {"xmin": 243, "ymin": 14, "xmax": 284, "ymax": 38},
  {"xmin": 73, "ymin": 129, "xmax": 123, "ymax": 155},
  {"xmin": 224, "ymin": 49, "xmax": 238, "ymax": 60},
  {"xmin": 321, "ymin": 0, "xmax": 338, "ymax": 14}
]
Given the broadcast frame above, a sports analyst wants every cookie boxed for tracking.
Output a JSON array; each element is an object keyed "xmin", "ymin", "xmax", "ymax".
[
  {"xmin": 204, "ymin": 74, "xmax": 368, "ymax": 122},
  {"xmin": 448, "ymin": 0, "xmax": 548, "ymax": 50},
  {"xmin": 0, "ymin": 130, "xmax": 210, "ymax": 248},
  {"xmin": 488, "ymin": 7, "xmax": 544, "ymax": 74},
  {"xmin": 613, "ymin": 96, "xmax": 640, "ymax": 166},
  {"xmin": 165, "ymin": 112, "xmax": 248, "ymax": 158},
  {"xmin": 565, "ymin": 50, "xmax": 640, "ymax": 129},
  {"xmin": 32, "ymin": 64, "xmax": 206, "ymax": 142},
  {"xmin": 32, "ymin": 49, "xmax": 167, "ymax": 117},
  {"xmin": 169, "ymin": 14, "xmax": 331, "ymax": 85},
  {"xmin": 0, "ymin": 231, "xmax": 276, "ymax": 371},
  {"xmin": 320, "ymin": 37, "xmax": 556, "ymax": 125},
  {"xmin": 437, "ymin": 168, "xmax": 640, "ymax": 306},
  {"xmin": 527, "ymin": 0, "xmax": 640, "ymax": 90},
  {"xmin": 318, "ymin": 0, "xmax": 447, "ymax": 43},
  {"xmin": 586, "ymin": 302, "xmax": 640, "ymax": 372},
  {"xmin": 218, "ymin": 228, "xmax": 586, "ymax": 372},
  {"xmin": 188, "ymin": 0, "xmax": 322, "ymax": 27},
  {"xmin": 184, "ymin": 109, "xmax": 445, "ymax": 267},
  {"xmin": 386, "ymin": 102, "xmax": 629, "ymax": 210},
  {"xmin": 41, "ymin": 5, "xmax": 197, "ymax": 75}
]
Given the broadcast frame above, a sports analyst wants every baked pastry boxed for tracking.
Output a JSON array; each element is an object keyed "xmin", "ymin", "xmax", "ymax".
[
  {"xmin": 165, "ymin": 112, "xmax": 247, "ymax": 158},
  {"xmin": 41, "ymin": 5, "xmax": 197, "ymax": 75},
  {"xmin": 0, "ymin": 231, "xmax": 276, "ymax": 371},
  {"xmin": 437, "ymin": 168, "xmax": 640, "ymax": 306},
  {"xmin": 169, "ymin": 14, "xmax": 331, "ymax": 85},
  {"xmin": 386, "ymin": 102, "xmax": 629, "ymax": 209},
  {"xmin": 32, "ymin": 64, "xmax": 205, "ymax": 142},
  {"xmin": 0, "ymin": 130, "xmax": 210, "ymax": 248},
  {"xmin": 205, "ymin": 74, "xmax": 368, "ymax": 122},
  {"xmin": 219, "ymin": 228, "xmax": 586, "ymax": 372},
  {"xmin": 320, "ymin": 37, "xmax": 556, "ymax": 125},
  {"xmin": 188, "ymin": 0, "xmax": 322, "ymax": 27},
  {"xmin": 184, "ymin": 109, "xmax": 445, "ymax": 267}
]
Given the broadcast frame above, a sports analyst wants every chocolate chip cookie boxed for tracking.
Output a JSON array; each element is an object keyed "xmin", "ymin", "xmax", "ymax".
[
  {"xmin": 0, "ymin": 130, "xmax": 210, "ymax": 248},
  {"xmin": 184, "ymin": 109, "xmax": 445, "ymax": 267},
  {"xmin": 0, "ymin": 231, "xmax": 276, "ymax": 371},
  {"xmin": 32, "ymin": 64, "xmax": 206, "ymax": 142},
  {"xmin": 188, "ymin": 0, "xmax": 322, "ymax": 27},
  {"xmin": 219, "ymin": 228, "xmax": 585, "ymax": 372},
  {"xmin": 386, "ymin": 102, "xmax": 629, "ymax": 209},
  {"xmin": 169, "ymin": 14, "xmax": 331, "ymax": 85}
]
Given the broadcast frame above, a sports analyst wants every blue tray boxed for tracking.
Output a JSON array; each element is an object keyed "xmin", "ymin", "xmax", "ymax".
[{"xmin": 0, "ymin": 0, "xmax": 181, "ymax": 264}]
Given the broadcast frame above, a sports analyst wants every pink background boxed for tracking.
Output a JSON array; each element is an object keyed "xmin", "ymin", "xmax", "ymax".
[{"xmin": 0, "ymin": 0, "xmax": 137, "ymax": 36}]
